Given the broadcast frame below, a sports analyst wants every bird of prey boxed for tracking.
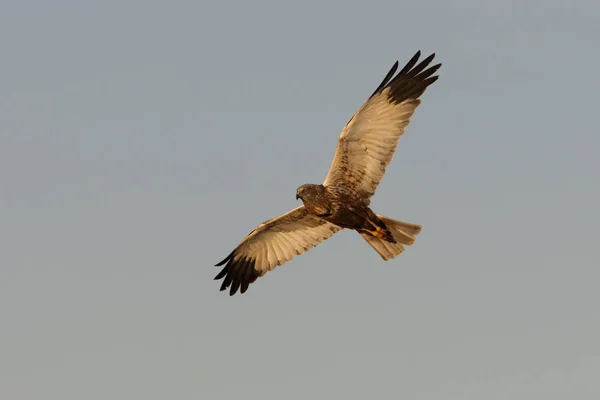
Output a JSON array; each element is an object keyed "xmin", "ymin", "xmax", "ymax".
[{"xmin": 215, "ymin": 51, "xmax": 441, "ymax": 295}]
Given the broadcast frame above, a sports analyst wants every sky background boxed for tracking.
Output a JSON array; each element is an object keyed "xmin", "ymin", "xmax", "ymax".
[{"xmin": 2, "ymin": 1, "xmax": 599, "ymax": 399}]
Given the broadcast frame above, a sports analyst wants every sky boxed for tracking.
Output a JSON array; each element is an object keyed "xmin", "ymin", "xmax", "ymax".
[{"xmin": 1, "ymin": 1, "xmax": 599, "ymax": 399}]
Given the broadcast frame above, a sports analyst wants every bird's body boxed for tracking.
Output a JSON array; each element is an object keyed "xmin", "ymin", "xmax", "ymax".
[
  {"xmin": 214, "ymin": 51, "xmax": 441, "ymax": 295},
  {"xmin": 297, "ymin": 184, "xmax": 395, "ymax": 242}
]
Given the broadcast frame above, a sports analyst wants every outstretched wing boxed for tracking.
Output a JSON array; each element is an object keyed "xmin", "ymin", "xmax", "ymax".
[
  {"xmin": 323, "ymin": 51, "xmax": 441, "ymax": 202},
  {"xmin": 214, "ymin": 206, "xmax": 342, "ymax": 295}
]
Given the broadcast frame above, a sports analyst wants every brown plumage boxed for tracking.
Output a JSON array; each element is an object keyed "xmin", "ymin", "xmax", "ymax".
[{"xmin": 215, "ymin": 51, "xmax": 440, "ymax": 295}]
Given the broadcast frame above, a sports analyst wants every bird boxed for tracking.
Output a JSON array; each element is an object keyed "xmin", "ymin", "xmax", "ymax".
[{"xmin": 214, "ymin": 51, "xmax": 441, "ymax": 295}]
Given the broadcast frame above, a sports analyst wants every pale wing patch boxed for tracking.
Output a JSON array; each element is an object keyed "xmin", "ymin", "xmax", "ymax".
[
  {"xmin": 322, "ymin": 51, "xmax": 440, "ymax": 200},
  {"xmin": 214, "ymin": 206, "xmax": 342, "ymax": 295},
  {"xmin": 323, "ymin": 97, "xmax": 421, "ymax": 199}
]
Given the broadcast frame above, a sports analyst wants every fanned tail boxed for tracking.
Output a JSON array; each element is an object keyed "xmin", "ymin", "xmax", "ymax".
[{"xmin": 361, "ymin": 215, "xmax": 422, "ymax": 260}]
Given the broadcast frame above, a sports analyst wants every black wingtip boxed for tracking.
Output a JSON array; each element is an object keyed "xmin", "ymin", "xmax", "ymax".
[
  {"xmin": 421, "ymin": 52, "xmax": 436, "ymax": 66},
  {"xmin": 214, "ymin": 253, "xmax": 261, "ymax": 296},
  {"xmin": 370, "ymin": 60, "xmax": 400, "ymax": 98},
  {"xmin": 371, "ymin": 50, "xmax": 440, "ymax": 101},
  {"xmin": 376, "ymin": 50, "xmax": 441, "ymax": 103},
  {"xmin": 214, "ymin": 266, "xmax": 229, "ymax": 280},
  {"xmin": 398, "ymin": 51, "xmax": 422, "ymax": 75},
  {"xmin": 215, "ymin": 251, "xmax": 234, "ymax": 267}
]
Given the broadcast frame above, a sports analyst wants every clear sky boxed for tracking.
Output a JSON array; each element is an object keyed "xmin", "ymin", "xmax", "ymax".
[{"xmin": 2, "ymin": 1, "xmax": 599, "ymax": 399}]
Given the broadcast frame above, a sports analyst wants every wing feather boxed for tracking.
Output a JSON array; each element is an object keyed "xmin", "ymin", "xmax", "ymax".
[
  {"xmin": 214, "ymin": 206, "xmax": 342, "ymax": 295},
  {"xmin": 323, "ymin": 51, "xmax": 441, "ymax": 201}
]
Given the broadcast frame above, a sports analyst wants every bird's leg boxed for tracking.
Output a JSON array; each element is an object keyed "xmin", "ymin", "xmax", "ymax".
[{"xmin": 316, "ymin": 209, "xmax": 333, "ymax": 217}]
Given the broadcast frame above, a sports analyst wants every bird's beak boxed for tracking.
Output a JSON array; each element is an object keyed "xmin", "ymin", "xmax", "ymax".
[{"xmin": 296, "ymin": 194, "xmax": 300, "ymax": 200}]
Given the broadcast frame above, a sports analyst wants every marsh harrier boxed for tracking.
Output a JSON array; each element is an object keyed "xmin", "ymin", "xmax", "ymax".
[{"xmin": 215, "ymin": 51, "xmax": 441, "ymax": 295}]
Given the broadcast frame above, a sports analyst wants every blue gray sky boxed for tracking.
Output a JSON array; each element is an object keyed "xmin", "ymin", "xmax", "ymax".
[{"xmin": 2, "ymin": 1, "xmax": 599, "ymax": 399}]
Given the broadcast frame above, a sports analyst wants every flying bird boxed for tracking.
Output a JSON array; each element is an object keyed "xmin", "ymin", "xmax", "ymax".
[{"xmin": 215, "ymin": 51, "xmax": 441, "ymax": 295}]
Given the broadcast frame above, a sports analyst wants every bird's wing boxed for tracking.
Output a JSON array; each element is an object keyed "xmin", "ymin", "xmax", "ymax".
[
  {"xmin": 214, "ymin": 205, "xmax": 342, "ymax": 295},
  {"xmin": 322, "ymin": 51, "xmax": 441, "ymax": 202}
]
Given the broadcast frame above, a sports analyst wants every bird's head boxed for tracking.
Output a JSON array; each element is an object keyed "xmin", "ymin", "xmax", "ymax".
[
  {"xmin": 296, "ymin": 184, "xmax": 321, "ymax": 201},
  {"xmin": 296, "ymin": 184, "xmax": 308, "ymax": 200}
]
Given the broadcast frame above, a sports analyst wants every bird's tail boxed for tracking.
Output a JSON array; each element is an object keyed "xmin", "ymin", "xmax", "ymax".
[{"xmin": 360, "ymin": 215, "xmax": 422, "ymax": 260}]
